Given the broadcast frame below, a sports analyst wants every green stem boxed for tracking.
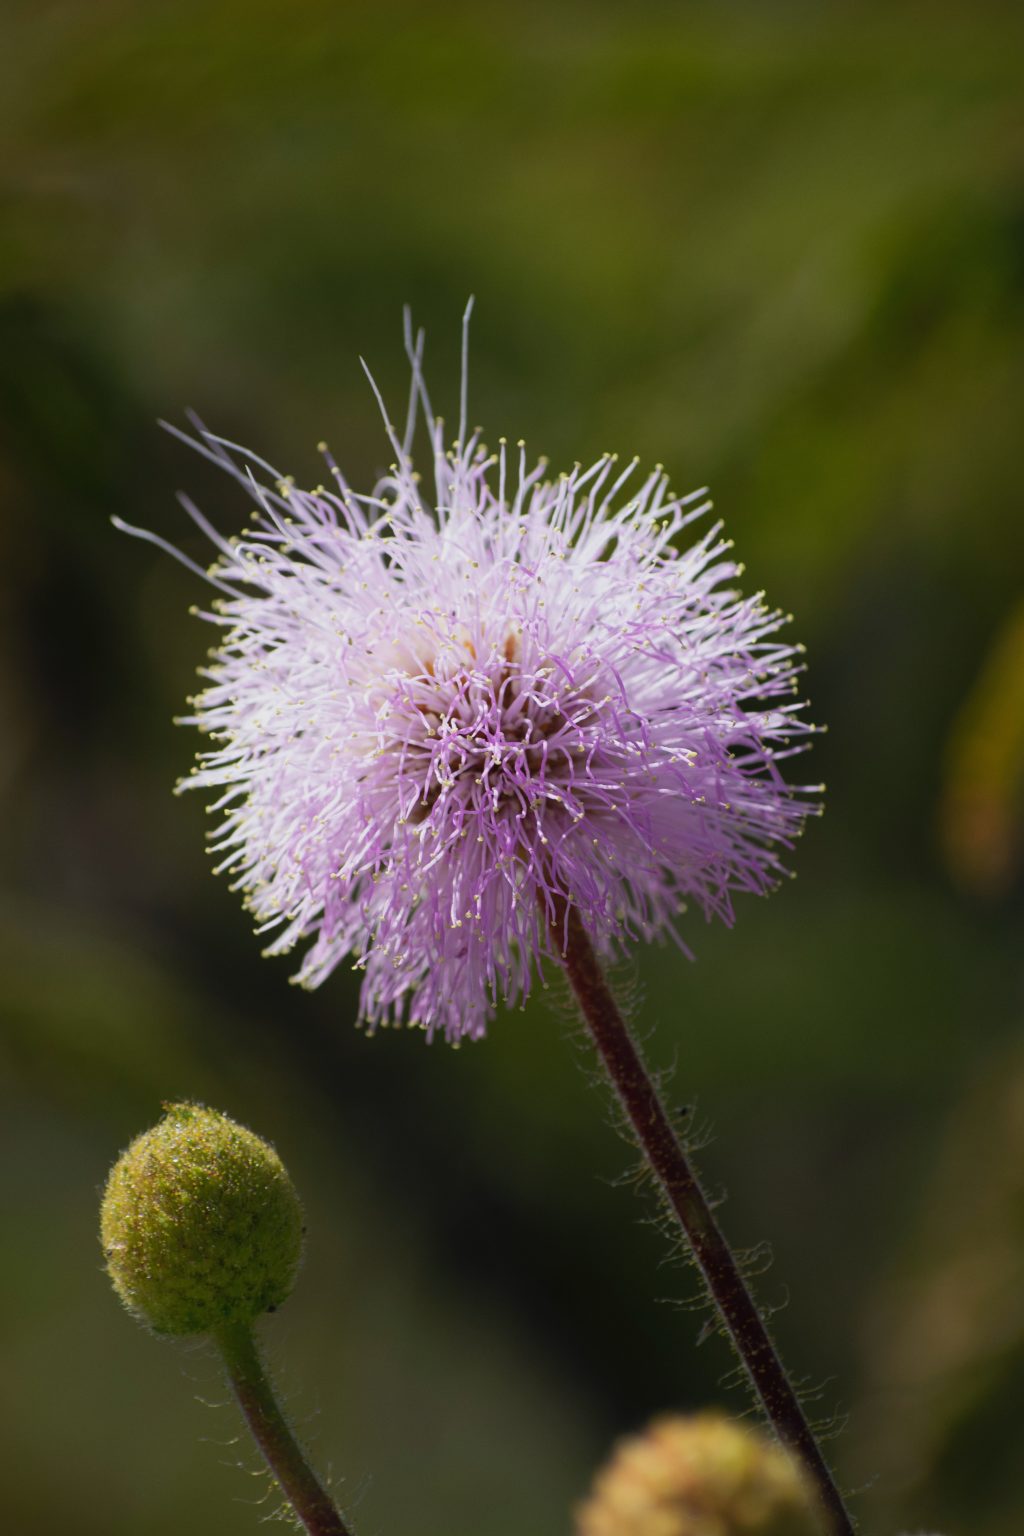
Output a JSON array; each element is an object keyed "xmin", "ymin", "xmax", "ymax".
[
  {"xmin": 549, "ymin": 897, "xmax": 855, "ymax": 1536},
  {"xmin": 215, "ymin": 1320, "xmax": 352, "ymax": 1536}
]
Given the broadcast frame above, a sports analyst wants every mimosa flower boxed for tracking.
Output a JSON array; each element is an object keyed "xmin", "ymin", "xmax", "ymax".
[{"xmin": 119, "ymin": 309, "xmax": 820, "ymax": 1041}]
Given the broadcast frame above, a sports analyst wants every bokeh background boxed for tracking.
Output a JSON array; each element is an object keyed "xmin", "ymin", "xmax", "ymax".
[{"xmin": 3, "ymin": 3, "xmax": 1024, "ymax": 1533}]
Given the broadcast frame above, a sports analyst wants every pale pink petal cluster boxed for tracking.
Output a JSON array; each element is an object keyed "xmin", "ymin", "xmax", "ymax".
[{"xmin": 125, "ymin": 316, "xmax": 820, "ymax": 1041}]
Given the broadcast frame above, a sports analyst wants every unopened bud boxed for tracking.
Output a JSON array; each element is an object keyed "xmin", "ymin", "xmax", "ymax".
[
  {"xmin": 100, "ymin": 1103, "xmax": 304, "ymax": 1337},
  {"xmin": 576, "ymin": 1412, "xmax": 825, "ymax": 1536}
]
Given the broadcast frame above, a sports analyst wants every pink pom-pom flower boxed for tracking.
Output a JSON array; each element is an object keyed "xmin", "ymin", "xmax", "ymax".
[{"xmin": 119, "ymin": 307, "xmax": 821, "ymax": 1042}]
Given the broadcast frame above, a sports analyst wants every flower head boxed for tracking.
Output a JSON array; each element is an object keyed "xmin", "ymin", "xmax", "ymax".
[
  {"xmin": 576, "ymin": 1412, "xmax": 825, "ymax": 1536},
  {"xmin": 120, "ymin": 307, "xmax": 820, "ymax": 1042},
  {"xmin": 100, "ymin": 1102, "xmax": 304, "ymax": 1336}
]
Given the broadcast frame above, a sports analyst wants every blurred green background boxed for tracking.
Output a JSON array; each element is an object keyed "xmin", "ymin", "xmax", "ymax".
[{"xmin": 3, "ymin": 3, "xmax": 1024, "ymax": 1532}]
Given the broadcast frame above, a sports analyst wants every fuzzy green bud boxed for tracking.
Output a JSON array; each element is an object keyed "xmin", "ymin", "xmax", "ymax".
[
  {"xmin": 100, "ymin": 1102, "xmax": 304, "ymax": 1337},
  {"xmin": 576, "ymin": 1413, "xmax": 825, "ymax": 1536}
]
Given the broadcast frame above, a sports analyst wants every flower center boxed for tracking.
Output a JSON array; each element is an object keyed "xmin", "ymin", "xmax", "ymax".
[{"xmin": 381, "ymin": 629, "xmax": 598, "ymax": 829}]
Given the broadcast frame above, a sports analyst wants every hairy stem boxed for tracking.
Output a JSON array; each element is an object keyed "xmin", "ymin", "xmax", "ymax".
[
  {"xmin": 216, "ymin": 1320, "xmax": 352, "ymax": 1536},
  {"xmin": 549, "ymin": 898, "xmax": 855, "ymax": 1536}
]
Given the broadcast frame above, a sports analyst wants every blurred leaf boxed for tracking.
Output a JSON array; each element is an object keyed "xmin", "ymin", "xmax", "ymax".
[
  {"xmin": 940, "ymin": 598, "xmax": 1024, "ymax": 896},
  {"xmin": 856, "ymin": 1038, "xmax": 1024, "ymax": 1535}
]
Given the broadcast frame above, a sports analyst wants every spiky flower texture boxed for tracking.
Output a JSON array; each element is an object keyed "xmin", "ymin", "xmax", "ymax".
[
  {"xmin": 127, "ymin": 309, "xmax": 819, "ymax": 1042},
  {"xmin": 576, "ymin": 1413, "xmax": 825, "ymax": 1536}
]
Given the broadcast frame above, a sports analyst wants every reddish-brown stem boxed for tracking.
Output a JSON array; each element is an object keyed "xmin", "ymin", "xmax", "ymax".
[
  {"xmin": 216, "ymin": 1320, "xmax": 353, "ymax": 1536},
  {"xmin": 549, "ymin": 898, "xmax": 855, "ymax": 1536}
]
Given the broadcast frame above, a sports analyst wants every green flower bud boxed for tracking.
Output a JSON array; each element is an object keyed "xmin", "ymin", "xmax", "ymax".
[
  {"xmin": 100, "ymin": 1102, "xmax": 304, "ymax": 1337},
  {"xmin": 576, "ymin": 1412, "xmax": 826, "ymax": 1536}
]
